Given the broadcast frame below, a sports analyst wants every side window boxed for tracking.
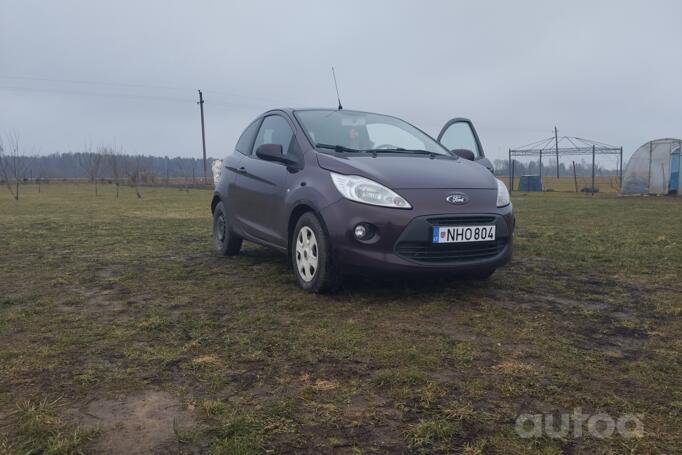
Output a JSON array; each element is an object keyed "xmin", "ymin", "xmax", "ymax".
[
  {"xmin": 252, "ymin": 115, "xmax": 294, "ymax": 155},
  {"xmin": 235, "ymin": 119, "xmax": 261, "ymax": 155},
  {"xmin": 440, "ymin": 122, "xmax": 481, "ymax": 157}
]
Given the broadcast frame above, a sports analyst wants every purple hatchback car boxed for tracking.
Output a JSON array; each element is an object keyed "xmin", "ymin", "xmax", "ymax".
[{"xmin": 212, "ymin": 109, "xmax": 514, "ymax": 292}]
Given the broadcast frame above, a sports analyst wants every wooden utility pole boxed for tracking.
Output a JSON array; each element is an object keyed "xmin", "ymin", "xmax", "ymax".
[
  {"xmin": 198, "ymin": 90, "xmax": 207, "ymax": 184},
  {"xmin": 554, "ymin": 126, "xmax": 560, "ymax": 178}
]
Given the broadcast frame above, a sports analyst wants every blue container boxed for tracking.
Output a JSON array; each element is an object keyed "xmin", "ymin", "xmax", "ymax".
[{"xmin": 518, "ymin": 175, "xmax": 543, "ymax": 192}]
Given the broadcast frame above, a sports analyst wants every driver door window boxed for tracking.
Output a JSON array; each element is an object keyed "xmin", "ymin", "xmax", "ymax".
[
  {"xmin": 439, "ymin": 122, "xmax": 481, "ymax": 157},
  {"xmin": 252, "ymin": 115, "xmax": 294, "ymax": 156}
]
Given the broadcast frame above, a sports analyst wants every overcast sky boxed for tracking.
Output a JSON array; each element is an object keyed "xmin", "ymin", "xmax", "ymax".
[{"xmin": 1, "ymin": 0, "xmax": 681, "ymax": 164}]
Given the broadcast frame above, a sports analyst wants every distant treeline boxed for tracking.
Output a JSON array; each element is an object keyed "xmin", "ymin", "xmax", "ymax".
[
  {"xmin": 492, "ymin": 159, "xmax": 619, "ymax": 177},
  {"xmin": 13, "ymin": 152, "xmax": 215, "ymax": 181},
  {"xmin": 6, "ymin": 152, "xmax": 619, "ymax": 181}
]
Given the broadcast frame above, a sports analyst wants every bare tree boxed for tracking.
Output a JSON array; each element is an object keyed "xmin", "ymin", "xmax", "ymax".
[
  {"xmin": 133, "ymin": 155, "xmax": 145, "ymax": 199},
  {"xmin": 0, "ymin": 133, "xmax": 28, "ymax": 201},
  {"xmin": 30, "ymin": 148, "xmax": 43, "ymax": 194},
  {"xmin": 79, "ymin": 144, "xmax": 103, "ymax": 195},
  {"xmin": 122, "ymin": 154, "xmax": 145, "ymax": 199},
  {"xmin": 177, "ymin": 159, "xmax": 193, "ymax": 193},
  {"xmin": 104, "ymin": 145, "xmax": 123, "ymax": 199}
]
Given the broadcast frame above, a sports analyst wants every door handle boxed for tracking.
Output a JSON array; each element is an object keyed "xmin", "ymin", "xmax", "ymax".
[{"xmin": 237, "ymin": 166, "xmax": 247, "ymax": 174}]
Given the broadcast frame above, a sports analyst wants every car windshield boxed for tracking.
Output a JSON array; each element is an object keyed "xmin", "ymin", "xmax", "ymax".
[{"xmin": 294, "ymin": 110, "xmax": 452, "ymax": 156}]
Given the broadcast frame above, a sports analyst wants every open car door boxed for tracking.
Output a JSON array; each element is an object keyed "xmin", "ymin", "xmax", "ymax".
[{"xmin": 437, "ymin": 118, "xmax": 494, "ymax": 173}]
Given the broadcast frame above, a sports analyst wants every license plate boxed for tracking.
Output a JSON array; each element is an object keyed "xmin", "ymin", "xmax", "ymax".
[{"xmin": 432, "ymin": 225, "xmax": 496, "ymax": 244}]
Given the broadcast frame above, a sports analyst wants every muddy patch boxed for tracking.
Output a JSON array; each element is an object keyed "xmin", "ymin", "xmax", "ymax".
[
  {"xmin": 66, "ymin": 390, "xmax": 195, "ymax": 454},
  {"xmin": 56, "ymin": 285, "xmax": 135, "ymax": 319}
]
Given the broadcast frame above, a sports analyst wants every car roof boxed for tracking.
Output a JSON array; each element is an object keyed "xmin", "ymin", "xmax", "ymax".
[{"xmin": 263, "ymin": 107, "xmax": 385, "ymax": 117}]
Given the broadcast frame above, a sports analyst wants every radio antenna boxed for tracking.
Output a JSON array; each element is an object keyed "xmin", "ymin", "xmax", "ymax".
[{"xmin": 331, "ymin": 66, "xmax": 343, "ymax": 110}]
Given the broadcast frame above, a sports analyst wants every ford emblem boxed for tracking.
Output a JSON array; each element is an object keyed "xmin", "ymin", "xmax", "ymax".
[{"xmin": 446, "ymin": 193, "xmax": 468, "ymax": 205}]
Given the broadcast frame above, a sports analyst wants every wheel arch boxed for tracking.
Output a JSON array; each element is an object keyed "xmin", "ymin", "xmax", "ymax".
[
  {"xmin": 210, "ymin": 194, "xmax": 221, "ymax": 214},
  {"xmin": 287, "ymin": 203, "xmax": 331, "ymax": 263}
]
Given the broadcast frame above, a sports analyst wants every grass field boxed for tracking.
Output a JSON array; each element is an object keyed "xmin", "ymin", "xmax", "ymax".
[{"xmin": 0, "ymin": 183, "xmax": 680, "ymax": 454}]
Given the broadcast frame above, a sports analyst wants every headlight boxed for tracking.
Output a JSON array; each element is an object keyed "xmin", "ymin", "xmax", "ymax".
[
  {"xmin": 330, "ymin": 172, "xmax": 411, "ymax": 209},
  {"xmin": 496, "ymin": 178, "xmax": 510, "ymax": 207}
]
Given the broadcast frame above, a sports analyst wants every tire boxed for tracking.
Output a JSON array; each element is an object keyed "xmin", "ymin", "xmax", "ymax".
[
  {"xmin": 291, "ymin": 212, "xmax": 341, "ymax": 293},
  {"xmin": 213, "ymin": 201, "xmax": 242, "ymax": 256}
]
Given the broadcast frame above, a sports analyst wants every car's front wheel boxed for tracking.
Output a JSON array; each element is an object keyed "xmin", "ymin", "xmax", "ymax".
[
  {"xmin": 292, "ymin": 212, "xmax": 340, "ymax": 293},
  {"xmin": 213, "ymin": 201, "xmax": 242, "ymax": 256}
]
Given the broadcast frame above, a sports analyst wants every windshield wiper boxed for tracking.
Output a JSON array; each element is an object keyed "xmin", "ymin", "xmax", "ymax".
[
  {"xmin": 368, "ymin": 148, "xmax": 440, "ymax": 157},
  {"xmin": 315, "ymin": 143, "xmax": 366, "ymax": 153}
]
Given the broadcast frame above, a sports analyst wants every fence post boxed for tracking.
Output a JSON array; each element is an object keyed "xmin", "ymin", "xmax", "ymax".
[
  {"xmin": 508, "ymin": 149, "xmax": 512, "ymax": 192},
  {"xmin": 555, "ymin": 126, "xmax": 560, "ymax": 178},
  {"xmin": 647, "ymin": 142, "xmax": 653, "ymax": 193},
  {"xmin": 511, "ymin": 160, "xmax": 516, "ymax": 191},
  {"xmin": 572, "ymin": 161, "xmax": 578, "ymax": 192},
  {"xmin": 619, "ymin": 147, "xmax": 623, "ymax": 189},
  {"xmin": 590, "ymin": 145, "xmax": 595, "ymax": 196}
]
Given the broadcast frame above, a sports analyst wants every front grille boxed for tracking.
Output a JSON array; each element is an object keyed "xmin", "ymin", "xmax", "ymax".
[
  {"xmin": 426, "ymin": 215, "xmax": 496, "ymax": 226},
  {"xmin": 396, "ymin": 239, "xmax": 506, "ymax": 263}
]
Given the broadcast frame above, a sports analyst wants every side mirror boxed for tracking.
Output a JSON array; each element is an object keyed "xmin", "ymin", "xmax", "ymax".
[
  {"xmin": 452, "ymin": 149, "xmax": 475, "ymax": 161},
  {"xmin": 255, "ymin": 144, "xmax": 297, "ymax": 166}
]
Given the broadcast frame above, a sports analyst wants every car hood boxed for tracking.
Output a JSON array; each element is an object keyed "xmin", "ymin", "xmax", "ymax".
[{"xmin": 316, "ymin": 153, "xmax": 497, "ymax": 189}]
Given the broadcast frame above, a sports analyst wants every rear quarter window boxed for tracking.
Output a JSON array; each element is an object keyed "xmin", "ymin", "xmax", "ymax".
[{"xmin": 235, "ymin": 119, "xmax": 262, "ymax": 155}]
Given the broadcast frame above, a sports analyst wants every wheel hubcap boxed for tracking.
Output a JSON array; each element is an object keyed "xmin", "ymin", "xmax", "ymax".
[
  {"xmin": 216, "ymin": 214, "xmax": 226, "ymax": 242},
  {"xmin": 295, "ymin": 226, "xmax": 318, "ymax": 282}
]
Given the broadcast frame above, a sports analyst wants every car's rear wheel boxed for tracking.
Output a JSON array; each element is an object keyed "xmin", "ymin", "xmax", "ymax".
[
  {"xmin": 292, "ymin": 212, "xmax": 340, "ymax": 293},
  {"xmin": 213, "ymin": 201, "xmax": 242, "ymax": 256}
]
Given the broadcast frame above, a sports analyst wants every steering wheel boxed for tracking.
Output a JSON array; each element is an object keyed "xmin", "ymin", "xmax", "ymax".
[{"xmin": 375, "ymin": 144, "xmax": 398, "ymax": 150}]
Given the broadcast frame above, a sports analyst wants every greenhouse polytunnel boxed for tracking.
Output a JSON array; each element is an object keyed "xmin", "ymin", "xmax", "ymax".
[{"xmin": 621, "ymin": 138, "xmax": 681, "ymax": 195}]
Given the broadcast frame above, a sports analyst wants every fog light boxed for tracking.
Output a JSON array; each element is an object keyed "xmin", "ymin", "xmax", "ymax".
[{"xmin": 354, "ymin": 224, "xmax": 368, "ymax": 240}]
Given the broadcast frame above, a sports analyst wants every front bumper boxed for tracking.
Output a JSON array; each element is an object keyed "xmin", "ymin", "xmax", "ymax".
[{"xmin": 320, "ymin": 189, "xmax": 514, "ymax": 276}]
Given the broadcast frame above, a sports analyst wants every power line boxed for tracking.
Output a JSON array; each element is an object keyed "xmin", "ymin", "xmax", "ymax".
[
  {"xmin": 0, "ymin": 84, "xmax": 194, "ymax": 103},
  {"xmin": 0, "ymin": 84, "xmax": 282, "ymax": 112},
  {"xmin": 0, "ymin": 74, "xmax": 295, "ymax": 105},
  {"xmin": 0, "ymin": 75, "xmax": 191, "ymax": 93},
  {"xmin": 0, "ymin": 77, "xmax": 298, "ymax": 172}
]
